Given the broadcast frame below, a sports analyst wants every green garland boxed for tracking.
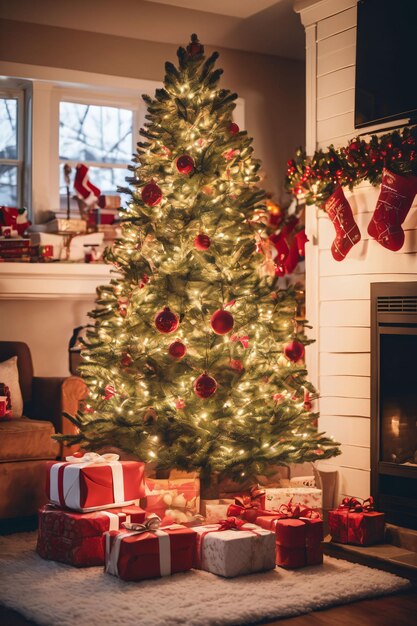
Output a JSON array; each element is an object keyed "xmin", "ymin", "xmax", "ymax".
[{"xmin": 286, "ymin": 125, "xmax": 417, "ymax": 208}]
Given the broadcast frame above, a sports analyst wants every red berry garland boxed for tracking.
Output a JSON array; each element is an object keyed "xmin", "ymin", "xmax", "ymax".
[
  {"xmin": 194, "ymin": 233, "xmax": 211, "ymax": 250},
  {"xmin": 210, "ymin": 309, "xmax": 234, "ymax": 335},
  {"xmin": 176, "ymin": 155, "xmax": 195, "ymax": 175},
  {"xmin": 154, "ymin": 307, "xmax": 179, "ymax": 334},
  {"xmin": 283, "ymin": 340, "xmax": 305, "ymax": 363},
  {"xmin": 194, "ymin": 372, "xmax": 217, "ymax": 399},
  {"xmin": 141, "ymin": 182, "xmax": 162, "ymax": 207},
  {"xmin": 168, "ymin": 340, "xmax": 187, "ymax": 359}
]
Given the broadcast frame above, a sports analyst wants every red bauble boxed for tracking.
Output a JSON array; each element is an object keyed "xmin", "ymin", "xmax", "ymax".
[
  {"xmin": 154, "ymin": 307, "xmax": 179, "ymax": 334},
  {"xmin": 283, "ymin": 340, "xmax": 305, "ymax": 363},
  {"xmin": 194, "ymin": 233, "xmax": 211, "ymax": 251},
  {"xmin": 210, "ymin": 309, "xmax": 234, "ymax": 335},
  {"xmin": 187, "ymin": 34, "xmax": 204, "ymax": 56},
  {"xmin": 72, "ymin": 451, "xmax": 84, "ymax": 458},
  {"xmin": 175, "ymin": 397, "xmax": 186, "ymax": 410},
  {"xmin": 121, "ymin": 353, "xmax": 133, "ymax": 367},
  {"xmin": 229, "ymin": 122, "xmax": 240, "ymax": 135},
  {"xmin": 176, "ymin": 155, "xmax": 195, "ymax": 175},
  {"xmin": 194, "ymin": 372, "xmax": 217, "ymax": 399},
  {"xmin": 230, "ymin": 359, "xmax": 244, "ymax": 371},
  {"xmin": 141, "ymin": 182, "xmax": 162, "ymax": 207},
  {"xmin": 168, "ymin": 340, "xmax": 187, "ymax": 359}
]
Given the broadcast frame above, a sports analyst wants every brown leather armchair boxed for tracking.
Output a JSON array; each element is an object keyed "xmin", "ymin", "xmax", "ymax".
[{"xmin": 0, "ymin": 341, "xmax": 65, "ymax": 519}]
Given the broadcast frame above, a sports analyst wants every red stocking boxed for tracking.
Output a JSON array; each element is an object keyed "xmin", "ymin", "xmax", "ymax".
[
  {"xmin": 367, "ymin": 169, "xmax": 417, "ymax": 251},
  {"xmin": 325, "ymin": 186, "xmax": 361, "ymax": 261},
  {"xmin": 73, "ymin": 163, "xmax": 101, "ymax": 207}
]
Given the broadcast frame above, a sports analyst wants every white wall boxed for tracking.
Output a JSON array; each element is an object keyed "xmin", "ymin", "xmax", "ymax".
[{"xmin": 297, "ymin": 0, "xmax": 417, "ymax": 499}]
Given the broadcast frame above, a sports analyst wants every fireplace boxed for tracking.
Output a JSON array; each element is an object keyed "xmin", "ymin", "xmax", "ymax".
[{"xmin": 371, "ymin": 282, "xmax": 417, "ymax": 530}]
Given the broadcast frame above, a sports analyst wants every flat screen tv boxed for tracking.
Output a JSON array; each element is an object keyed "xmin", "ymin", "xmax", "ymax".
[{"xmin": 355, "ymin": 0, "xmax": 417, "ymax": 129}]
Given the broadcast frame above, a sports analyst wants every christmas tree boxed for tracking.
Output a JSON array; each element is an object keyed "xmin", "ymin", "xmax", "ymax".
[{"xmin": 62, "ymin": 35, "xmax": 340, "ymax": 482}]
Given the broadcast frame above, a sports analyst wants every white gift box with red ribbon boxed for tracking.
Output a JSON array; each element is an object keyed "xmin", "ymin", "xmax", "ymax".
[{"xmin": 46, "ymin": 453, "xmax": 145, "ymax": 512}]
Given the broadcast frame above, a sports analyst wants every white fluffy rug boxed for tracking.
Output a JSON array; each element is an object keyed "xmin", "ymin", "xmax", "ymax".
[{"xmin": 0, "ymin": 533, "xmax": 410, "ymax": 626}]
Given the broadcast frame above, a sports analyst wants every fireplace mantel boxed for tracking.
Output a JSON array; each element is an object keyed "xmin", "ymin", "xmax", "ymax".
[{"xmin": 0, "ymin": 262, "xmax": 114, "ymax": 300}]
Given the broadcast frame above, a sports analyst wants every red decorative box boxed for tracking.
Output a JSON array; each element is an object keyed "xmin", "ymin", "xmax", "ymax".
[
  {"xmin": 104, "ymin": 520, "xmax": 197, "ymax": 581},
  {"xmin": 37, "ymin": 504, "xmax": 146, "ymax": 567},
  {"xmin": 328, "ymin": 498, "xmax": 385, "ymax": 546},
  {"xmin": 257, "ymin": 515, "xmax": 323, "ymax": 568},
  {"xmin": 45, "ymin": 453, "xmax": 145, "ymax": 512}
]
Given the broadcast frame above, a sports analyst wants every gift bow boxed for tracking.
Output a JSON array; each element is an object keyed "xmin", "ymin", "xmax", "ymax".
[
  {"xmin": 227, "ymin": 486, "xmax": 267, "ymax": 518},
  {"xmin": 123, "ymin": 514, "xmax": 162, "ymax": 534},
  {"xmin": 274, "ymin": 498, "xmax": 321, "ymax": 520},
  {"xmin": 338, "ymin": 496, "xmax": 374, "ymax": 513},
  {"xmin": 217, "ymin": 516, "xmax": 246, "ymax": 531}
]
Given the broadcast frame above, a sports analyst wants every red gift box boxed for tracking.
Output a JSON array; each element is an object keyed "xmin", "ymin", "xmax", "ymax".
[
  {"xmin": 328, "ymin": 497, "xmax": 385, "ymax": 546},
  {"xmin": 104, "ymin": 517, "xmax": 197, "ymax": 581},
  {"xmin": 37, "ymin": 504, "xmax": 146, "ymax": 567},
  {"xmin": 257, "ymin": 505, "xmax": 323, "ymax": 569},
  {"xmin": 46, "ymin": 453, "xmax": 145, "ymax": 512}
]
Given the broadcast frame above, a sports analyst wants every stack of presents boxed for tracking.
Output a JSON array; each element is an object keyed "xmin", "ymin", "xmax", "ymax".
[{"xmin": 37, "ymin": 452, "xmax": 386, "ymax": 581}]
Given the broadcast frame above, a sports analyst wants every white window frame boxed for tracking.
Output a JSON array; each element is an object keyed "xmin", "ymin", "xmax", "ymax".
[{"xmin": 0, "ymin": 87, "xmax": 25, "ymax": 207}]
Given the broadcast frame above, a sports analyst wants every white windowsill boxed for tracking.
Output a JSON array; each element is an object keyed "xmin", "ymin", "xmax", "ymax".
[{"xmin": 0, "ymin": 262, "xmax": 114, "ymax": 299}]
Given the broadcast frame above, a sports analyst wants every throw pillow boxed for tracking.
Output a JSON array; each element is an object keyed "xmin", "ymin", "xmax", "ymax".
[{"xmin": 0, "ymin": 356, "xmax": 24, "ymax": 417}]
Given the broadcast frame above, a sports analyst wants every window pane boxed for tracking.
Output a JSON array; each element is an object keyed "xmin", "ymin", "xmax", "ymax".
[
  {"xmin": 0, "ymin": 98, "xmax": 18, "ymax": 160},
  {"xmin": 58, "ymin": 165, "xmax": 129, "ymax": 210},
  {"xmin": 59, "ymin": 102, "xmax": 133, "ymax": 164},
  {"xmin": 0, "ymin": 164, "xmax": 18, "ymax": 205}
]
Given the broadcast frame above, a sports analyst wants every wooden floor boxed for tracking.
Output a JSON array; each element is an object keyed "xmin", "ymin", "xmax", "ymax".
[{"xmin": 1, "ymin": 589, "xmax": 416, "ymax": 626}]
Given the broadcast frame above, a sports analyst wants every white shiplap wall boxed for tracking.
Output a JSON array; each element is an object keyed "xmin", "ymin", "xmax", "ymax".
[{"xmin": 297, "ymin": 0, "xmax": 417, "ymax": 499}]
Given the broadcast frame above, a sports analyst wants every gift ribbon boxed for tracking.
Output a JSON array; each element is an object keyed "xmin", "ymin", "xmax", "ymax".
[
  {"xmin": 49, "ymin": 454, "xmax": 125, "ymax": 510},
  {"xmin": 105, "ymin": 515, "xmax": 182, "ymax": 578},
  {"xmin": 338, "ymin": 496, "xmax": 374, "ymax": 513},
  {"xmin": 102, "ymin": 510, "xmax": 132, "ymax": 532}
]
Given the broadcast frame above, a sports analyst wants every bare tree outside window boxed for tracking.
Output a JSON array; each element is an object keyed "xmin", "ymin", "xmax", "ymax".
[{"xmin": 59, "ymin": 102, "xmax": 133, "ymax": 207}]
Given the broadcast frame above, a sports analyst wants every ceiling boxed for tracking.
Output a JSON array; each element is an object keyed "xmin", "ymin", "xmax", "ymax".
[
  {"xmin": 146, "ymin": 0, "xmax": 283, "ymax": 19},
  {"xmin": 143, "ymin": 0, "xmax": 305, "ymax": 59},
  {"xmin": 0, "ymin": 0, "xmax": 305, "ymax": 61}
]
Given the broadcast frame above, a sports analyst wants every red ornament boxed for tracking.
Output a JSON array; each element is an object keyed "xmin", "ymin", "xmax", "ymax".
[
  {"xmin": 175, "ymin": 398, "xmax": 186, "ymax": 410},
  {"xmin": 176, "ymin": 155, "xmax": 195, "ymax": 175},
  {"xmin": 194, "ymin": 233, "xmax": 211, "ymax": 250},
  {"xmin": 229, "ymin": 122, "xmax": 240, "ymax": 135},
  {"xmin": 230, "ymin": 359, "xmax": 244, "ymax": 371},
  {"xmin": 72, "ymin": 451, "xmax": 84, "ymax": 458},
  {"xmin": 194, "ymin": 372, "xmax": 217, "ymax": 399},
  {"xmin": 117, "ymin": 297, "xmax": 129, "ymax": 317},
  {"xmin": 104, "ymin": 384, "xmax": 116, "ymax": 400},
  {"xmin": 273, "ymin": 393, "xmax": 284, "ymax": 403},
  {"xmin": 121, "ymin": 353, "xmax": 133, "ymax": 368},
  {"xmin": 154, "ymin": 307, "xmax": 179, "ymax": 334},
  {"xmin": 168, "ymin": 340, "xmax": 187, "ymax": 359},
  {"xmin": 283, "ymin": 340, "xmax": 305, "ymax": 363},
  {"xmin": 187, "ymin": 34, "xmax": 204, "ymax": 57},
  {"xmin": 210, "ymin": 309, "xmax": 234, "ymax": 335},
  {"xmin": 141, "ymin": 182, "xmax": 162, "ymax": 207}
]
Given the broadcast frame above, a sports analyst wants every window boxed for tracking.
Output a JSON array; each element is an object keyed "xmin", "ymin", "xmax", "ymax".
[
  {"xmin": 0, "ymin": 91, "xmax": 24, "ymax": 206},
  {"xmin": 59, "ymin": 100, "xmax": 134, "ymax": 206}
]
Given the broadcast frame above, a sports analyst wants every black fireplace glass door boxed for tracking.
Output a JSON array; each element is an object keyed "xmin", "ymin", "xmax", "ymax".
[{"xmin": 380, "ymin": 331, "xmax": 417, "ymax": 465}]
